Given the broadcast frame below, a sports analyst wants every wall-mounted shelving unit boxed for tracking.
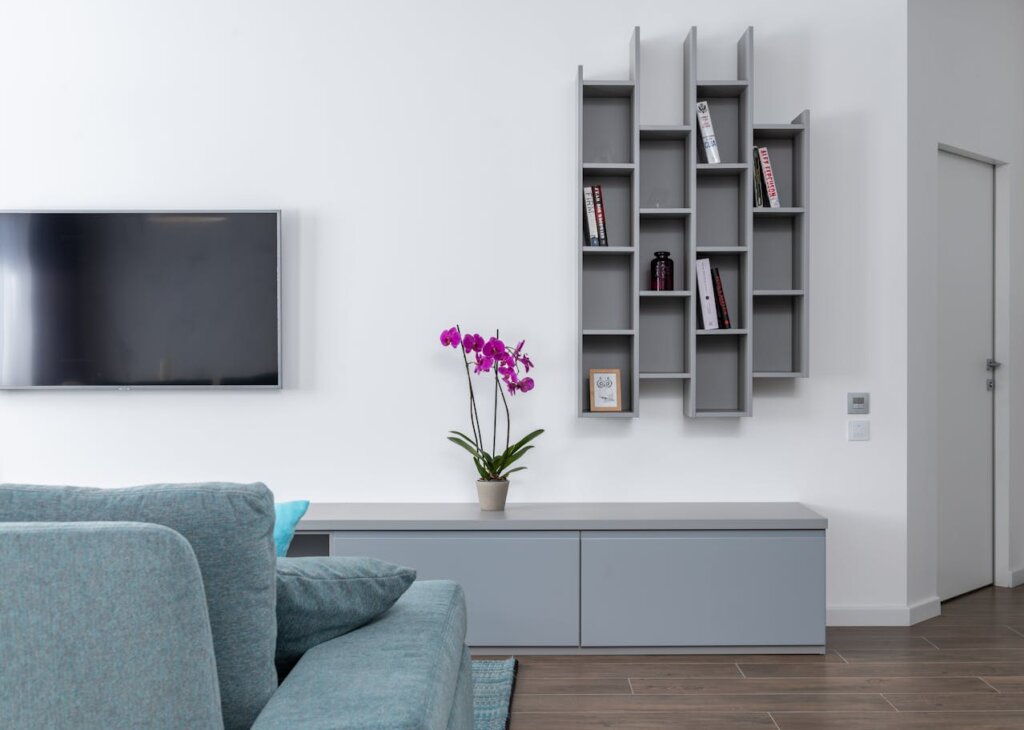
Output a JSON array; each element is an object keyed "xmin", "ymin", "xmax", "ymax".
[{"xmin": 578, "ymin": 26, "xmax": 809, "ymax": 418}]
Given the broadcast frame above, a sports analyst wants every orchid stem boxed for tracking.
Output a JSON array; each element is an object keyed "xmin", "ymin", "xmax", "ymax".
[
  {"xmin": 492, "ymin": 331, "xmax": 499, "ymax": 460},
  {"xmin": 456, "ymin": 326, "xmax": 482, "ymax": 450}
]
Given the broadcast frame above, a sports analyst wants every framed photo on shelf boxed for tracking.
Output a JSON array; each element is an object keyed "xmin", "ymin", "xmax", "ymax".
[{"xmin": 589, "ymin": 368, "xmax": 622, "ymax": 412}]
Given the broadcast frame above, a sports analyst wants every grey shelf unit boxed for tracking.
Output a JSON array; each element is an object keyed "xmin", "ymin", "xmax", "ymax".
[
  {"xmin": 578, "ymin": 27, "xmax": 808, "ymax": 418},
  {"xmin": 578, "ymin": 28, "xmax": 640, "ymax": 417},
  {"xmin": 753, "ymin": 113, "xmax": 810, "ymax": 378}
]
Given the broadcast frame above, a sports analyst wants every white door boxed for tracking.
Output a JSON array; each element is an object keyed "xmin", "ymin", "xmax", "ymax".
[{"xmin": 937, "ymin": 149, "xmax": 996, "ymax": 601}]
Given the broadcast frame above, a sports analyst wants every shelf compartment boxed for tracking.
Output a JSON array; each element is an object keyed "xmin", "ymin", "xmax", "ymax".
[
  {"xmin": 640, "ymin": 298, "xmax": 688, "ymax": 375},
  {"xmin": 753, "ymin": 217, "xmax": 801, "ymax": 291},
  {"xmin": 696, "ymin": 163, "xmax": 748, "ymax": 175},
  {"xmin": 753, "ymin": 122, "xmax": 804, "ymax": 139},
  {"xmin": 582, "ymin": 163, "xmax": 635, "ymax": 175},
  {"xmin": 695, "ymin": 335, "xmax": 748, "ymax": 416},
  {"xmin": 696, "ymin": 174, "xmax": 745, "ymax": 248},
  {"xmin": 754, "ymin": 289, "xmax": 803, "ymax": 296},
  {"xmin": 582, "ymin": 246, "xmax": 635, "ymax": 254},
  {"xmin": 640, "ymin": 137, "xmax": 688, "ymax": 209},
  {"xmin": 753, "ymin": 207, "xmax": 803, "ymax": 216},
  {"xmin": 696, "ymin": 246, "xmax": 746, "ymax": 254},
  {"xmin": 697, "ymin": 80, "xmax": 749, "ymax": 98},
  {"xmin": 582, "ymin": 329, "xmax": 635, "ymax": 336},
  {"xmin": 582, "ymin": 93, "xmax": 633, "ymax": 164},
  {"xmin": 581, "ymin": 333, "xmax": 634, "ymax": 416},
  {"xmin": 639, "ymin": 217, "xmax": 687, "ymax": 292},
  {"xmin": 694, "ymin": 96, "xmax": 743, "ymax": 163},
  {"xmin": 640, "ymin": 208, "xmax": 691, "ymax": 218},
  {"xmin": 639, "ymin": 124, "xmax": 691, "ymax": 140},
  {"xmin": 640, "ymin": 372, "xmax": 690, "ymax": 380},
  {"xmin": 754, "ymin": 371, "xmax": 800, "ymax": 379},
  {"xmin": 582, "ymin": 254, "xmax": 632, "ymax": 332},
  {"xmin": 694, "ymin": 251, "xmax": 746, "ymax": 329},
  {"xmin": 753, "ymin": 296, "xmax": 804, "ymax": 376},
  {"xmin": 582, "ymin": 173, "xmax": 632, "ymax": 248},
  {"xmin": 752, "ymin": 133, "xmax": 798, "ymax": 207},
  {"xmin": 640, "ymin": 290, "xmax": 690, "ymax": 297},
  {"xmin": 582, "ymin": 80, "xmax": 635, "ymax": 97}
]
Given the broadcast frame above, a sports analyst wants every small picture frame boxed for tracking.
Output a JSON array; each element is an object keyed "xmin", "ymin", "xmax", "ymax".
[{"xmin": 589, "ymin": 368, "xmax": 622, "ymax": 412}]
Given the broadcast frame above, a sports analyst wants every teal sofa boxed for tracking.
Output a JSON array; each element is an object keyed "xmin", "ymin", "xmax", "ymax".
[{"xmin": 0, "ymin": 482, "xmax": 473, "ymax": 730}]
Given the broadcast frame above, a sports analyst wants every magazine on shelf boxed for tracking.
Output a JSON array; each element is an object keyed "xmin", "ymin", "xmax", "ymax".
[
  {"xmin": 696, "ymin": 101, "xmax": 721, "ymax": 164},
  {"xmin": 583, "ymin": 186, "xmax": 599, "ymax": 246},
  {"xmin": 695, "ymin": 258, "xmax": 719, "ymax": 330}
]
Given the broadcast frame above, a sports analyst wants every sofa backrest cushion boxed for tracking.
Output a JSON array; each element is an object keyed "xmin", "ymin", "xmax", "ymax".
[{"xmin": 0, "ymin": 482, "xmax": 277, "ymax": 730}]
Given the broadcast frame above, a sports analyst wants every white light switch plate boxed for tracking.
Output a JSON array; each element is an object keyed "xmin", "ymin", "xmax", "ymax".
[{"xmin": 848, "ymin": 420, "xmax": 870, "ymax": 441}]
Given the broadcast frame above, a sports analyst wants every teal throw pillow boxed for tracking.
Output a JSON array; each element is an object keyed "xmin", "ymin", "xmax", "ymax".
[
  {"xmin": 274, "ymin": 500, "xmax": 309, "ymax": 557},
  {"xmin": 275, "ymin": 556, "xmax": 416, "ymax": 677}
]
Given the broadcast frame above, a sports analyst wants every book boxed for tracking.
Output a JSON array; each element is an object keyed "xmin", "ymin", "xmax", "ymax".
[
  {"xmin": 711, "ymin": 267, "xmax": 731, "ymax": 329},
  {"xmin": 696, "ymin": 100, "xmax": 721, "ymax": 164},
  {"xmin": 757, "ymin": 146, "xmax": 781, "ymax": 208},
  {"xmin": 753, "ymin": 146, "xmax": 765, "ymax": 207},
  {"xmin": 592, "ymin": 184, "xmax": 609, "ymax": 246},
  {"xmin": 695, "ymin": 258, "xmax": 719, "ymax": 330},
  {"xmin": 583, "ymin": 186, "xmax": 599, "ymax": 246}
]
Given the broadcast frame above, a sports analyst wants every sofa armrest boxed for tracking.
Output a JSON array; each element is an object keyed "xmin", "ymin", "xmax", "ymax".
[{"xmin": 0, "ymin": 522, "xmax": 224, "ymax": 730}]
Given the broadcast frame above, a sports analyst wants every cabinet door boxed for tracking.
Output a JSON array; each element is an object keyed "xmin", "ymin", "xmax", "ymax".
[
  {"xmin": 331, "ymin": 531, "xmax": 579, "ymax": 647},
  {"xmin": 581, "ymin": 530, "xmax": 825, "ymax": 647}
]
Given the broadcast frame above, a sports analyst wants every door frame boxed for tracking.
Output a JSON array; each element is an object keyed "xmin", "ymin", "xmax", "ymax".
[{"xmin": 937, "ymin": 143, "xmax": 1011, "ymax": 588}]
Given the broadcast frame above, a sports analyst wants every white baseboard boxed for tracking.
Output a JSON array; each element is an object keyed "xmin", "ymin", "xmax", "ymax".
[
  {"xmin": 1009, "ymin": 567, "xmax": 1024, "ymax": 588},
  {"xmin": 827, "ymin": 596, "xmax": 941, "ymax": 626}
]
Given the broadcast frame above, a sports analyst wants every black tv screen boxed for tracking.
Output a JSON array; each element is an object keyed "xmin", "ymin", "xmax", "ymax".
[{"xmin": 0, "ymin": 212, "xmax": 280, "ymax": 388}]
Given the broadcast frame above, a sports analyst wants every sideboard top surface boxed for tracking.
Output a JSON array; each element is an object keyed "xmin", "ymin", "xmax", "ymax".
[{"xmin": 297, "ymin": 502, "xmax": 827, "ymax": 531}]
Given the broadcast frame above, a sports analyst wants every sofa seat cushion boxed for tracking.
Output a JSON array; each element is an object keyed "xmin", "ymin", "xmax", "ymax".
[
  {"xmin": 0, "ymin": 482, "xmax": 278, "ymax": 730},
  {"xmin": 253, "ymin": 580, "xmax": 468, "ymax": 730}
]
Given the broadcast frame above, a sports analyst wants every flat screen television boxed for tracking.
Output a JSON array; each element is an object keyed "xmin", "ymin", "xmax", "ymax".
[{"xmin": 0, "ymin": 211, "xmax": 281, "ymax": 388}]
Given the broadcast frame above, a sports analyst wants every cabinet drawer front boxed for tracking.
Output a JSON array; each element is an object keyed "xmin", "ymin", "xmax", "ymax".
[
  {"xmin": 581, "ymin": 530, "xmax": 825, "ymax": 647},
  {"xmin": 331, "ymin": 531, "xmax": 579, "ymax": 647}
]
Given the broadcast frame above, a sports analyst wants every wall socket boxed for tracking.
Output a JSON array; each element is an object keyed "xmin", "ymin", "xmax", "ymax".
[{"xmin": 848, "ymin": 420, "xmax": 870, "ymax": 441}]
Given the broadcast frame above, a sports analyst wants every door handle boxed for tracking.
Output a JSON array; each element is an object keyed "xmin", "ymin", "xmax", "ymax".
[{"xmin": 987, "ymin": 359, "xmax": 1002, "ymax": 371}]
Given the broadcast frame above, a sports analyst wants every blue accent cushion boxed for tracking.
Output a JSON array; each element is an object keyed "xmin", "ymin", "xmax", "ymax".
[
  {"xmin": 274, "ymin": 500, "xmax": 309, "ymax": 556},
  {"xmin": 0, "ymin": 482, "xmax": 278, "ymax": 730},
  {"xmin": 253, "ymin": 581, "xmax": 470, "ymax": 730},
  {"xmin": 275, "ymin": 556, "xmax": 416, "ymax": 677}
]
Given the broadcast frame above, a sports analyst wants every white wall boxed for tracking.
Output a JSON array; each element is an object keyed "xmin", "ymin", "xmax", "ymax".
[
  {"xmin": 907, "ymin": 0, "xmax": 1024, "ymax": 610},
  {"xmin": 0, "ymin": 0, "xmax": 909, "ymax": 622}
]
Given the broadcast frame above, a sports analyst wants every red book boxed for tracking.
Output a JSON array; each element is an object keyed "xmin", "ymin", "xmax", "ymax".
[
  {"xmin": 757, "ymin": 146, "xmax": 781, "ymax": 208},
  {"xmin": 592, "ymin": 185, "xmax": 608, "ymax": 246},
  {"xmin": 712, "ymin": 267, "xmax": 731, "ymax": 329}
]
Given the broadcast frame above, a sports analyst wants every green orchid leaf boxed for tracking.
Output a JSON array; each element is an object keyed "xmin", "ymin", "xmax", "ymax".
[
  {"xmin": 499, "ymin": 466, "xmax": 528, "ymax": 478},
  {"xmin": 508, "ymin": 428, "xmax": 545, "ymax": 454},
  {"xmin": 447, "ymin": 436, "xmax": 481, "ymax": 458}
]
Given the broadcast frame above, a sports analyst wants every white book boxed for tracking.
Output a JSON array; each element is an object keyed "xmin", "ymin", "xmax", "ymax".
[
  {"xmin": 582, "ymin": 186, "xmax": 599, "ymax": 246},
  {"xmin": 696, "ymin": 101, "xmax": 721, "ymax": 164},
  {"xmin": 695, "ymin": 258, "xmax": 719, "ymax": 330}
]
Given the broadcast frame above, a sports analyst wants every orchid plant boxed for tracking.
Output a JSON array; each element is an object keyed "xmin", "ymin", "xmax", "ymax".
[{"xmin": 439, "ymin": 325, "xmax": 544, "ymax": 482}]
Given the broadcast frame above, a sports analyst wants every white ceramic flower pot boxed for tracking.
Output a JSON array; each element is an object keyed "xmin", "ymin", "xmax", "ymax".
[{"xmin": 476, "ymin": 479, "xmax": 509, "ymax": 511}]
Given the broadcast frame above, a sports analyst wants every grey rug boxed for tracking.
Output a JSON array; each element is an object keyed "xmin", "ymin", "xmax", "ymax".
[{"xmin": 472, "ymin": 658, "xmax": 517, "ymax": 730}]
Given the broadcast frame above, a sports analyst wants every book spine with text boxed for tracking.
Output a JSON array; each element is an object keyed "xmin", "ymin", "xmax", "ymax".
[
  {"xmin": 583, "ymin": 186, "xmax": 599, "ymax": 246},
  {"xmin": 695, "ymin": 258, "xmax": 719, "ymax": 330},
  {"xmin": 592, "ymin": 185, "xmax": 609, "ymax": 246},
  {"xmin": 757, "ymin": 146, "xmax": 781, "ymax": 208},
  {"xmin": 753, "ymin": 146, "xmax": 765, "ymax": 207},
  {"xmin": 696, "ymin": 101, "xmax": 721, "ymax": 164},
  {"xmin": 711, "ymin": 267, "xmax": 731, "ymax": 329}
]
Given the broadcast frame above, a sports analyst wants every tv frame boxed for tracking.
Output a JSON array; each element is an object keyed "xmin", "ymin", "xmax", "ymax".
[{"xmin": 0, "ymin": 209, "xmax": 283, "ymax": 391}]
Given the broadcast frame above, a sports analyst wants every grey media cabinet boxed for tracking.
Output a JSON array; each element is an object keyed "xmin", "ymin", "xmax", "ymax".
[
  {"xmin": 293, "ymin": 502, "xmax": 827, "ymax": 653},
  {"xmin": 578, "ymin": 27, "xmax": 810, "ymax": 417}
]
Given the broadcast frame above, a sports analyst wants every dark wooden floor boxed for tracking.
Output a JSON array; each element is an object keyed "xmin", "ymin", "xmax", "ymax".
[{"xmin": 501, "ymin": 586, "xmax": 1024, "ymax": 729}]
